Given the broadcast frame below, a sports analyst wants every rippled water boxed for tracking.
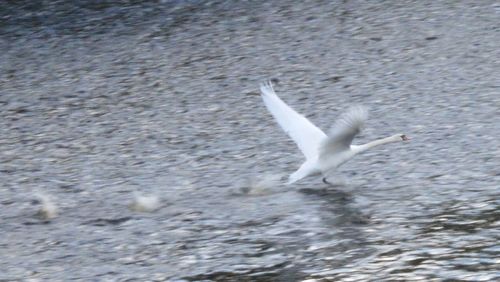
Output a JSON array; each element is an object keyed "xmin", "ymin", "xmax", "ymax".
[
  {"xmin": 1, "ymin": 0, "xmax": 499, "ymax": 281},
  {"xmin": 167, "ymin": 177, "xmax": 498, "ymax": 281}
]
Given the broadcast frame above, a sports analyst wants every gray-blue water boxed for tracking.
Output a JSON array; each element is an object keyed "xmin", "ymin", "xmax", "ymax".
[{"xmin": 1, "ymin": 1, "xmax": 499, "ymax": 281}]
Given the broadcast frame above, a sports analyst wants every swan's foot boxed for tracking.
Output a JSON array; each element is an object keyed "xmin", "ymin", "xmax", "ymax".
[
  {"xmin": 322, "ymin": 176, "xmax": 347, "ymax": 187},
  {"xmin": 322, "ymin": 177, "xmax": 332, "ymax": 185}
]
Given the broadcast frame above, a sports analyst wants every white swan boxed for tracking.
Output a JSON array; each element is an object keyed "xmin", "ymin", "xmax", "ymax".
[{"xmin": 259, "ymin": 81, "xmax": 409, "ymax": 185}]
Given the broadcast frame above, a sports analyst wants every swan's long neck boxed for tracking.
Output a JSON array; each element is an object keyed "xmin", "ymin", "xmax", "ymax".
[{"xmin": 352, "ymin": 136, "xmax": 399, "ymax": 154}]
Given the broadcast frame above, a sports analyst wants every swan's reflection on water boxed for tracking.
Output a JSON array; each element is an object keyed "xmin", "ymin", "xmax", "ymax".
[
  {"xmin": 185, "ymin": 183, "xmax": 376, "ymax": 281},
  {"xmin": 299, "ymin": 186, "xmax": 370, "ymax": 226}
]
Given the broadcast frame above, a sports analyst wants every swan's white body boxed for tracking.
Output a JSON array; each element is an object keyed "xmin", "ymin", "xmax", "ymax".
[{"xmin": 259, "ymin": 81, "xmax": 407, "ymax": 185}]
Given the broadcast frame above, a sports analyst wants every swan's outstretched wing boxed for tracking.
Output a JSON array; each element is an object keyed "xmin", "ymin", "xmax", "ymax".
[
  {"xmin": 319, "ymin": 106, "xmax": 368, "ymax": 157},
  {"xmin": 260, "ymin": 81, "xmax": 327, "ymax": 160}
]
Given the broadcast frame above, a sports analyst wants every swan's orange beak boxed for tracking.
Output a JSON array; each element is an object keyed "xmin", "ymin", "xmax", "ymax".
[{"xmin": 401, "ymin": 135, "xmax": 410, "ymax": 141}]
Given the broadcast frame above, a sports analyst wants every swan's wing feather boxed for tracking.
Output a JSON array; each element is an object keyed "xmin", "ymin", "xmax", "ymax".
[
  {"xmin": 319, "ymin": 106, "xmax": 368, "ymax": 157},
  {"xmin": 260, "ymin": 81, "xmax": 327, "ymax": 160}
]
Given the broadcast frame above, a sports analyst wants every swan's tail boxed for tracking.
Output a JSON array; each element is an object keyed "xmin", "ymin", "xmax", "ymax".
[{"xmin": 287, "ymin": 161, "xmax": 318, "ymax": 185}]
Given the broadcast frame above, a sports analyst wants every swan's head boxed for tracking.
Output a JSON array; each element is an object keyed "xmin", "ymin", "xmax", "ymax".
[{"xmin": 394, "ymin": 134, "xmax": 410, "ymax": 141}]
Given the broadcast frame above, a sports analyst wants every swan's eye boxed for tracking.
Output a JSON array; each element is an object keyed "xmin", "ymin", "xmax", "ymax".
[{"xmin": 400, "ymin": 134, "xmax": 409, "ymax": 141}]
